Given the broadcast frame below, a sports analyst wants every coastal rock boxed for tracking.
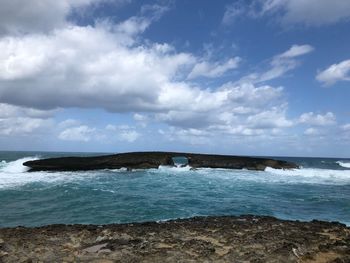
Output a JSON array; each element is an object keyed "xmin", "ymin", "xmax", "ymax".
[
  {"xmin": 23, "ymin": 151, "xmax": 298, "ymax": 172},
  {"xmin": 0, "ymin": 216, "xmax": 349, "ymax": 262}
]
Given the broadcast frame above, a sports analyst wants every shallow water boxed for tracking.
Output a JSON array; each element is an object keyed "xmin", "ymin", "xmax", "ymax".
[{"xmin": 0, "ymin": 151, "xmax": 349, "ymax": 227}]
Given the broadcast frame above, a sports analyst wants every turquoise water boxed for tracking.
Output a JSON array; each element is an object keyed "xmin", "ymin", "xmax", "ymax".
[{"xmin": 0, "ymin": 151, "xmax": 350, "ymax": 227}]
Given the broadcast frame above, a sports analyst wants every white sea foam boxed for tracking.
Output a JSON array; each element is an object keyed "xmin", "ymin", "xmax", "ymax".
[
  {"xmin": 109, "ymin": 167, "xmax": 128, "ymax": 172},
  {"xmin": 1, "ymin": 157, "xmax": 38, "ymax": 173},
  {"xmin": 0, "ymin": 160, "xmax": 7, "ymax": 168},
  {"xmin": 264, "ymin": 167, "xmax": 350, "ymax": 185},
  {"xmin": 1, "ymin": 157, "xmax": 350, "ymax": 189},
  {"xmin": 152, "ymin": 165, "xmax": 350, "ymax": 185},
  {"xmin": 158, "ymin": 165, "xmax": 192, "ymax": 172},
  {"xmin": 0, "ymin": 157, "xmax": 41, "ymax": 188},
  {"xmin": 336, "ymin": 161, "xmax": 350, "ymax": 168},
  {"xmin": 0, "ymin": 157, "xmax": 100, "ymax": 189}
]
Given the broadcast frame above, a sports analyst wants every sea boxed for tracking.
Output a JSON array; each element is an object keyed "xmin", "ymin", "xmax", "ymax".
[{"xmin": 0, "ymin": 151, "xmax": 349, "ymax": 228}]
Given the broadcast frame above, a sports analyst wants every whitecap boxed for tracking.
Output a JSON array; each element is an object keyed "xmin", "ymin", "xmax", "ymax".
[
  {"xmin": 173, "ymin": 166, "xmax": 350, "ymax": 185},
  {"xmin": 0, "ymin": 157, "xmax": 38, "ymax": 173},
  {"xmin": 336, "ymin": 161, "xmax": 350, "ymax": 168},
  {"xmin": 109, "ymin": 167, "xmax": 128, "ymax": 172},
  {"xmin": 158, "ymin": 165, "xmax": 192, "ymax": 173},
  {"xmin": 0, "ymin": 160, "xmax": 7, "ymax": 168},
  {"xmin": 0, "ymin": 157, "xmax": 101, "ymax": 189},
  {"xmin": 146, "ymin": 165, "xmax": 350, "ymax": 185},
  {"xmin": 264, "ymin": 167, "xmax": 350, "ymax": 185}
]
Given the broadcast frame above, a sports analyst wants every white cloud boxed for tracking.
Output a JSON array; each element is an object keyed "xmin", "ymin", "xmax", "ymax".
[
  {"xmin": 278, "ymin": 44, "xmax": 314, "ymax": 58},
  {"xmin": 258, "ymin": 45, "xmax": 314, "ymax": 82},
  {"xmin": 133, "ymin": 113, "xmax": 149, "ymax": 127},
  {"xmin": 246, "ymin": 108, "xmax": 293, "ymax": 129},
  {"xmin": 58, "ymin": 125, "xmax": 95, "ymax": 142},
  {"xmin": 0, "ymin": 2, "xmax": 309, "ymax": 142},
  {"xmin": 153, "ymin": 81, "xmax": 295, "ymax": 144},
  {"xmin": 304, "ymin": 127, "xmax": 318, "ymax": 136},
  {"xmin": 188, "ymin": 57, "xmax": 240, "ymax": 79},
  {"xmin": 223, "ymin": 1, "xmax": 350, "ymax": 27},
  {"xmin": 341, "ymin": 124, "xmax": 350, "ymax": 131},
  {"xmin": 299, "ymin": 112, "xmax": 336, "ymax": 126},
  {"xmin": 105, "ymin": 124, "xmax": 140, "ymax": 142},
  {"xmin": 159, "ymin": 127, "xmax": 212, "ymax": 145},
  {"xmin": 0, "ymin": 24, "xmax": 196, "ymax": 111},
  {"xmin": 119, "ymin": 130, "xmax": 140, "ymax": 142},
  {"xmin": 222, "ymin": 2, "xmax": 246, "ymax": 25},
  {"xmin": 110, "ymin": 4, "xmax": 170, "ymax": 46},
  {"xmin": 154, "ymin": 82, "xmax": 286, "ymax": 130},
  {"xmin": 258, "ymin": 0, "xmax": 350, "ymax": 26},
  {"xmin": 238, "ymin": 45, "xmax": 313, "ymax": 84},
  {"xmin": 58, "ymin": 119, "xmax": 81, "ymax": 129},
  {"xmin": 0, "ymin": 117, "xmax": 51, "ymax": 136},
  {"xmin": 0, "ymin": 0, "xmax": 117, "ymax": 35},
  {"xmin": 133, "ymin": 113, "xmax": 148, "ymax": 122},
  {"xmin": 113, "ymin": 16, "xmax": 151, "ymax": 41},
  {"xmin": 0, "ymin": 103, "xmax": 55, "ymax": 118},
  {"xmin": 0, "ymin": 1, "xmax": 330, "ymax": 150},
  {"xmin": 316, "ymin": 59, "xmax": 350, "ymax": 86},
  {"xmin": 0, "ymin": 103, "xmax": 53, "ymax": 136}
]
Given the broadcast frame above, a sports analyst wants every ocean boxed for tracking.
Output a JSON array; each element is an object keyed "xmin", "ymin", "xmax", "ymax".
[{"xmin": 0, "ymin": 151, "xmax": 349, "ymax": 227}]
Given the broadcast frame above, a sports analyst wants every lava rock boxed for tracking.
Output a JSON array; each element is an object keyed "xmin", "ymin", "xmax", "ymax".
[
  {"xmin": 23, "ymin": 151, "xmax": 298, "ymax": 172},
  {"xmin": 0, "ymin": 215, "xmax": 349, "ymax": 262}
]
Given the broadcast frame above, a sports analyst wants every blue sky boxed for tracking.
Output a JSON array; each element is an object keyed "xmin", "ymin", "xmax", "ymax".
[{"xmin": 0, "ymin": 0, "xmax": 349, "ymax": 157}]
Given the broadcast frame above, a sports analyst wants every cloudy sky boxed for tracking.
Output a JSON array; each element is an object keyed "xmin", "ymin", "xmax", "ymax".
[{"xmin": 0, "ymin": 0, "xmax": 349, "ymax": 157}]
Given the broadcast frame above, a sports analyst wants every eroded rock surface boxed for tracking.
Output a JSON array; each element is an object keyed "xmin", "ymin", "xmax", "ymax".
[
  {"xmin": 23, "ymin": 151, "xmax": 298, "ymax": 171},
  {"xmin": 0, "ymin": 216, "xmax": 349, "ymax": 262}
]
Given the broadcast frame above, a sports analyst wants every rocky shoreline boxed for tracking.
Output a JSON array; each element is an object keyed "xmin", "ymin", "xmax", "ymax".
[
  {"xmin": 0, "ymin": 215, "xmax": 349, "ymax": 262},
  {"xmin": 23, "ymin": 151, "xmax": 298, "ymax": 172}
]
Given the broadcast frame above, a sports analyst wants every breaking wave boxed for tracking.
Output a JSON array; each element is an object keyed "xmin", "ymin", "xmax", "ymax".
[
  {"xmin": 336, "ymin": 161, "xmax": 350, "ymax": 168},
  {"xmin": 264, "ymin": 167, "xmax": 350, "ymax": 185},
  {"xmin": 1, "ymin": 157, "xmax": 350, "ymax": 190},
  {"xmin": 0, "ymin": 157, "xmax": 99, "ymax": 189},
  {"xmin": 0, "ymin": 157, "xmax": 38, "ymax": 173},
  {"xmin": 0, "ymin": 155, "xmax": 349, "ymax": 227}
]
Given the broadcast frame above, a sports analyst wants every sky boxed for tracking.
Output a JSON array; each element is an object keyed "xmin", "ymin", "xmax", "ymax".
[{"xmin": 0, "ymin": 0, "xmax": 349, "ymax": 157}]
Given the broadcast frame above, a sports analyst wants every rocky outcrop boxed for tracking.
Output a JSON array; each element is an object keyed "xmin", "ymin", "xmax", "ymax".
[
  {"xmin": 0, "ymin": 215, "xmax": 349, "ymax": 262},
  {"xmin": 23, "ymin": 151, "xmax": 298, "ymax": 172}
]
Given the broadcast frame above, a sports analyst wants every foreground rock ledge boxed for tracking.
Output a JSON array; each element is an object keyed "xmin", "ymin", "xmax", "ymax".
[
  {"xmin": 23, "ymin": 151, "xmax": 298, "ymax": 171},
  {"xmin": 0, "ymin": 216, "xmax": 349, "ymax": 263}
]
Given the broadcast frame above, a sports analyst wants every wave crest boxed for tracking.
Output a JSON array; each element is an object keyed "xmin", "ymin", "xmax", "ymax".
[
  {"xmin": 336, "ymin": 161, "xmax": 350, "ymax": 168},
  {"xmin": 1, "ymin": 157, "xmax": 38, "ymax": 173},
  {"xmin": 265, "ymin": 167, "xmax": 350, "ymax": 185}
]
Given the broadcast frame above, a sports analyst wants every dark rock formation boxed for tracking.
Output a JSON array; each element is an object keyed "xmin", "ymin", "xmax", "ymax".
[
  {"xmin": 0, "ymin": 215, "xmax": 349, "ymax": 262},
  {"xmin": 23, "ymin": 151, "xmax": 298, "ymax": 172}
]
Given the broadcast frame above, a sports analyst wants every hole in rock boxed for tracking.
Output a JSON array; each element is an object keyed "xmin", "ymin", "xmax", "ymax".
[{"xmin": 171, "ymin": 156, "xmax": 189, "ymax": 167}]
